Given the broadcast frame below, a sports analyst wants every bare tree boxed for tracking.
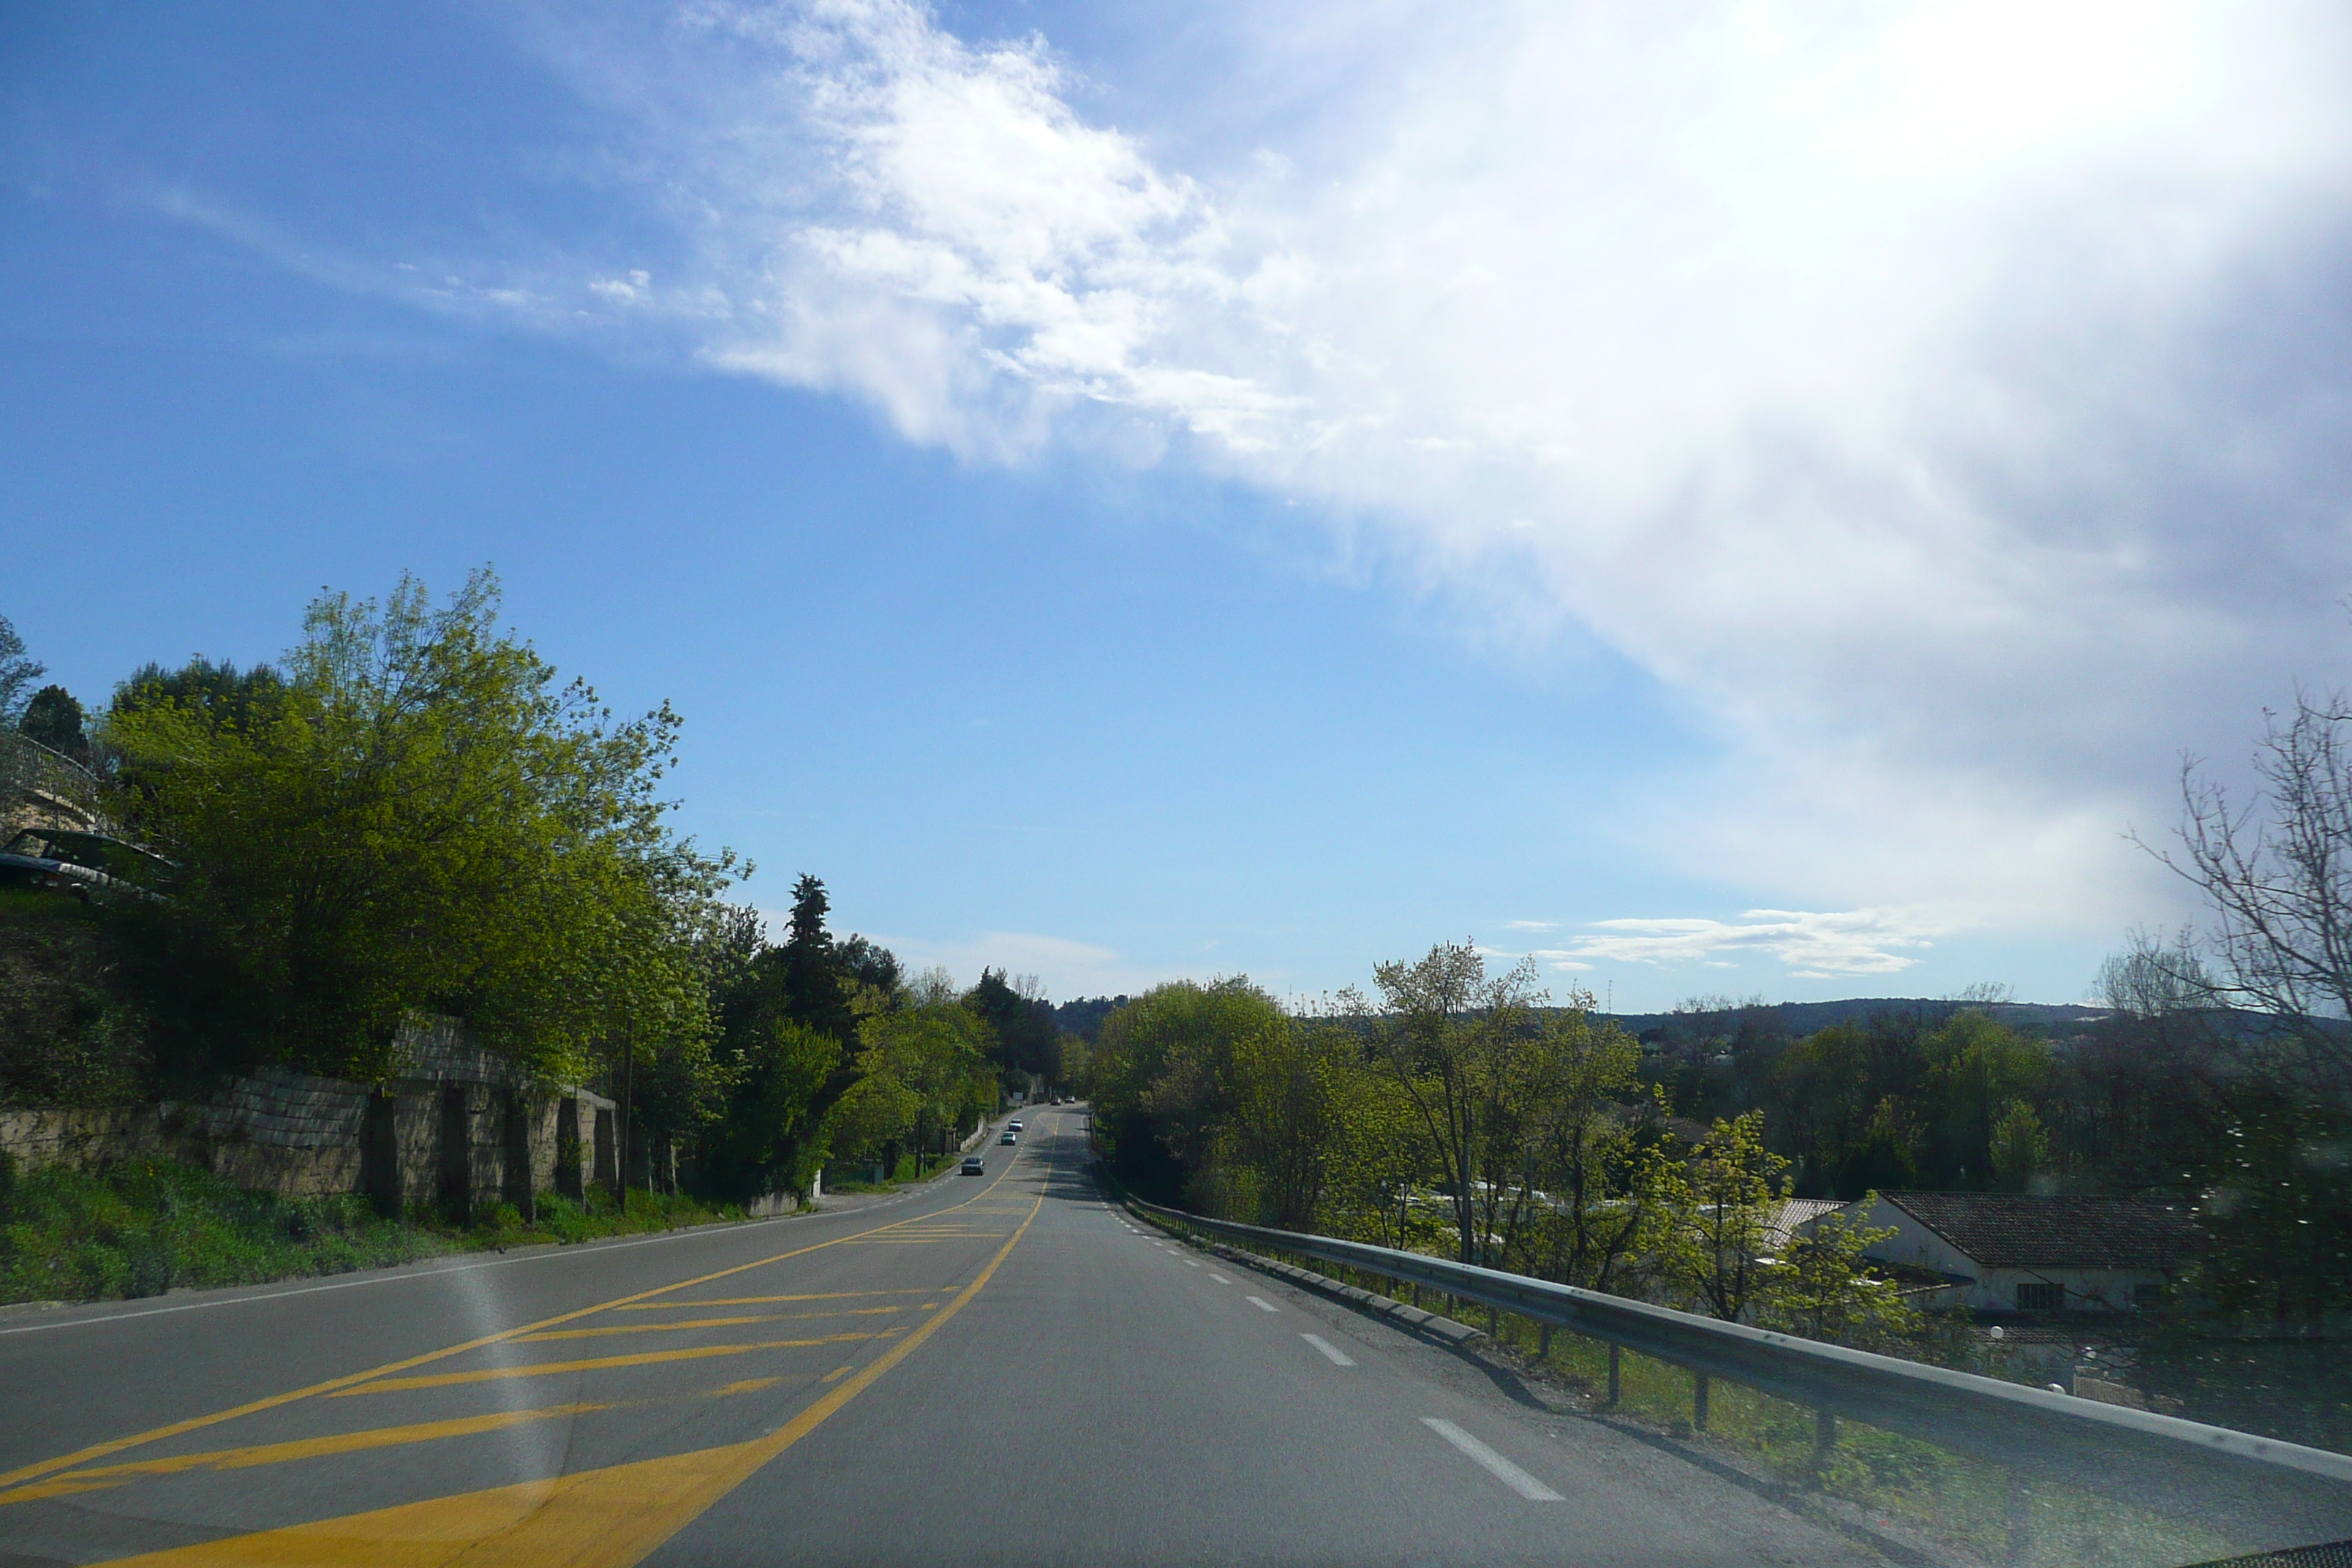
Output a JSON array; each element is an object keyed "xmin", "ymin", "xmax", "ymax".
[
  {"xmin": 0, "ymin": 611, "xmax": 42, "ymax": 724},
  {"xmin": 2166, "ymin": 688, "xmax": 2352, "ymax": 1096},
  {"xmin": 2095, "ymin": 927, "xmax": 2212, "ymax": 1019}
]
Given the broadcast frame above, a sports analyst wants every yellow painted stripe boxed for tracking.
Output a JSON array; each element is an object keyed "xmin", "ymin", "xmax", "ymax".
[
  {"xmin": 515, "ymin": 1307, "xmax": 905, "ymax": 1343},
  {"xmin": 615, "ymin": 1289, "xmax": 931, "ymax": 1311},
  {"xmin": 90, "ymin": 1189, "xmax": 1046, "ymax": 1568},
  {"xmin": 0, "ymin": 1406, "xmax": 608, "ymax": 1507},
  {"xmin": 0, "ymin": 1164, "xmax": 1033, "ymax": 1490},
  {"xmin": 329, "ymin": 1332, "xmax": 896, "ymax": 1395}
]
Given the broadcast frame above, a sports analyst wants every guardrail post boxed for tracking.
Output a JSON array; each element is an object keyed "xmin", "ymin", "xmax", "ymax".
[
  {"xmin": 1607, "ymin": 1343, "xmax": 1621, "ymax": 1406},
  {"xmin": 1693, "ymin": 1371, "xmax": 1711, "ymax": 1433},
  {"xmin": 1812, "ymin": 1409, "xmax": 1836, "ymax": 1487},
  {"xmin": 1538, "ymin": 1324, "xmax": 1552, "ymax": 1360}
]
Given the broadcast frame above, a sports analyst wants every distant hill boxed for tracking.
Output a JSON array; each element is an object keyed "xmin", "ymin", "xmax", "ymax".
[
  {"xmin": 1052, "ymin": 992, "xmax": 2112, "ymax": 1042},
  {"xmin": 1596, "ymin": 998, "xmax": 2107, "ymax": 1039}
]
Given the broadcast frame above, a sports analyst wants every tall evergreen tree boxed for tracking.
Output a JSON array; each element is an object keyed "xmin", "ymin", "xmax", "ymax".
[
  {"xmin": 780, "ymin": 874, "xmax": 856, "ymax": 1043},
  {"xmin": 18, "ymin": 685, "xmax": 86, "ymax": 758}
]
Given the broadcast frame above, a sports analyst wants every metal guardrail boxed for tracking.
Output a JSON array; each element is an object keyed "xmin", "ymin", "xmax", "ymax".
[{"xmin": 1130, "ymin": 1199, "xmax": 2352, "ymax": 1544}]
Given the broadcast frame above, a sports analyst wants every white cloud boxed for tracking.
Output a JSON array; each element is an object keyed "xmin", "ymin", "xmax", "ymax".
[
  {"xmin": 204, "ymin": 1, "xmax": 2352, "ymax": 941},
  {"xmin": 1556, "ymin": 909, "xmax": 1950, "ymax": 977}
]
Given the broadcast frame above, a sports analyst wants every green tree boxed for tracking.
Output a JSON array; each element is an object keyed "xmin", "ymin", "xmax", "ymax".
[
  {"xmin": 1924, "ymin": 1010, "xmax": 2051, "ymax": 1187},
  {"xmin": 104, "ymin": 570, "xmax": 728, "ymax": 1088},
  {"xmin": 18, "ymin": 685, "xmax": 86, "ymax": 758},
  {"xmin": 1768, "ymin": 1197, "xmax": 1918, "ymax": 1347},
  {"xmin": 1092, "ymin": 979, "xmax": 1286, "ymax": 1203},
  {"xmin": 966, "ymin": 967, "xmax": 1058, "ymax": 1090},
  {"xmin": 825, "ymin": 999, "xmax": 996, "ymax": 1175},
  {"xmin": 1989, "ymin": 1098, "xmax": 2051, "ymax": 1191},
  {"xmin": 2193, "ymin": 1088, "xmax": 2352, "ymax": 1325},
  {"xmin": 113, "ymin": 657, "xmax": 284, "ymax": 734},
  {"xmin": 700, "ymin": 1019, "xmax": 843, "ymax": 1199},
  {"xmin": 779, "ymin": 875, "xmax": 856, "ymax": 1045},
  {"xmin": 1217, "ymin": 1017, "xmax": 1354, "ymax": 1229},
  {"xmin": 1368, "ymin": 942, "xmax": 1548, "ymax": 1265},
  {"xmin": 1518, "ymin": 1003, "xmax": 1648, "ymax": 1291},
  {"xmin": 1643, "ymin": 1109, "xmax": 1791, "ymax": 1322}
]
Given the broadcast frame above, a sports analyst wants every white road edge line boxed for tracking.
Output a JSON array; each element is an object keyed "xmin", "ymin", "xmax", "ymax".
[
  {"xmin": 1420, "ymin": 1418, "xmax": 1564, "ymax": 1501},
  {"xmin": 1246, "ymin": 1295, "xmax": 1280, "ymax": 1313},
  {"xmin": 1301, "ymin": 1333, "xmax": 1354, "ymax": 1366}
]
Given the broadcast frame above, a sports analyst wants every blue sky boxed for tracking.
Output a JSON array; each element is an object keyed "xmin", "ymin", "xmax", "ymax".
[{"xmin": 7, "ymin": 1, "xmax": 2351, "ymax": 1008}]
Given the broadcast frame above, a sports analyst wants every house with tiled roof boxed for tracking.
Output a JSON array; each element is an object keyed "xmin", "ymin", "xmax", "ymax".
[{"xmin": 1831, "ymin": 1192, "xmax": 2198, "ymax": 1314}]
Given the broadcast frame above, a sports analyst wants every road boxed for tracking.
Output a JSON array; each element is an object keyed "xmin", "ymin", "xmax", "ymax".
[{"xmin": 0, "ymin": 1111, "xmax": 1885, "ymax": 1567}]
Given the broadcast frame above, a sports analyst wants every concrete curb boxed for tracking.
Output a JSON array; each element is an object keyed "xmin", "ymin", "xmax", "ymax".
[{"xmin": 1128, "ymin": 1202, "xmax": 1486, "ymax": 1347}]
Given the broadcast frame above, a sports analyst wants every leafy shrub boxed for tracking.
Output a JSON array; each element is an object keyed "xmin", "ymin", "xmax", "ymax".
[{"xmin": 0, "ymin": 1157, "xmax": 452, "ymax": 1304}]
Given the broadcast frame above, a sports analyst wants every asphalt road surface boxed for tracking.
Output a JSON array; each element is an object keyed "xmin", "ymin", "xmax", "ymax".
[{"xmin": 0, "ymin": 1111, "xmax": 1886, "ymax": 1567}]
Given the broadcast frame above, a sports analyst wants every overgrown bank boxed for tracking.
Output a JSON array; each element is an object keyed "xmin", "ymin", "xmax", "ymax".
[{"xmin": 0, "ymin": 1151, "xmax": 747, "ymax": 1307}]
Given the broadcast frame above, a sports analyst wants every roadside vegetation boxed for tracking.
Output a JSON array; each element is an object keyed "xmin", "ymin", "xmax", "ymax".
[
  {"xmin": 1078, "ymin": 632, "xmax": 2352, "ymax": 1455},
  {"xmin": 0, "ymin": 582, "xmax": 1081, "ymax": 1305}
]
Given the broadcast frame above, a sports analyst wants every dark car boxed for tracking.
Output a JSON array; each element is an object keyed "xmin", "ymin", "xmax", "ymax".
[
  {"xmin": 0, "ymin": 828, "xmax": 178, "ymax": 903},
  {"xmin": 960, "ymin": 1156, "xmax": 984, "ymax": 1175}
]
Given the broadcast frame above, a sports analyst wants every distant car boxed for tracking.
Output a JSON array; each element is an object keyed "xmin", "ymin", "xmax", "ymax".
[
  {"xmin": 0, "ymin": 829, "xmax": 178, "ymax": 904},
  {"xmin": 999, "ymin": 1131, "xmax": 1017, "ymax": 1145},
  {"xmin": 1007, "ymin": 1118, "xmax": 1023, "ymax": 1131},
  {"xmin": 961, "ymin": 1155, "xmax": 984, "ymax": 1175}
]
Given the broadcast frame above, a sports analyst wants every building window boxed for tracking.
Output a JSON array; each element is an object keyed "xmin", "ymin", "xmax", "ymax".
[{"xmin": 2015, "ymin": 1282, "xmax": 2065, "ymax": 1311}]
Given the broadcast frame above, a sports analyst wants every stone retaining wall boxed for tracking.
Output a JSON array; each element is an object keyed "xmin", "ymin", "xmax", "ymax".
[{"xmin": 0, "ymin": 1020, "xmax": 617, "ymax": 1219}]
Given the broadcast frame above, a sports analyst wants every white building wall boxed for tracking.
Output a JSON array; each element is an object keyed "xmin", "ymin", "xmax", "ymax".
[{"xmin": 1839, "ymin": 1199, "xmax": 2168, "ymax": 1311}]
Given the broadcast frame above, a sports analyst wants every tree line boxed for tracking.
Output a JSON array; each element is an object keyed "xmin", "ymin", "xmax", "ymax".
[
  {"xmin": 1082, "ymin": 622, "xmax": 2352, "ymax": 1330},
  {"xmin": 1089, "ymin": 948, "xmax": 1918, "ymax": 1347},
  {"xmin": 0, "ymin": 574, "xmax": 1079, "ymax": 1205}
]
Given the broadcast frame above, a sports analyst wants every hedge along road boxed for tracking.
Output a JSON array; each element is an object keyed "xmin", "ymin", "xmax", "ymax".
[{"xmin": 0, "ymin": 1115, "xmax": 1888, "ymax": 1567}]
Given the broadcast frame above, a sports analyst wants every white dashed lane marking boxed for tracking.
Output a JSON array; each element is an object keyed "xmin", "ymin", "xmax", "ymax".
[
  {"xmin": 1208, "ymin": 1273, "xmax": 1233, "ymax": 1285},
  {"xmin": 1420, "ymin": 1419, "xmax": 1564, "ymax": 1501},
  {"xmin": 1246, "ymin": 1296, "xmax": 1279, "ymax": 1313},
  {"xmin": 1302, "ymin": 1333, "xmax": 1354, "ymax": 1366}
]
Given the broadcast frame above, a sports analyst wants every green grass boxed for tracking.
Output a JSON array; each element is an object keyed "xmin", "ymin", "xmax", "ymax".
[
  {"xmin": 823, "ymin": 1148, "xmax": 974, "ymax": 1194},
  {"xmin": 0, "ymin": 1154, "xmax": 747, "ymax": 1307},
  {"xmin": 0, "ymin": 1156, "xmax": 453, "ymax": 1304}
]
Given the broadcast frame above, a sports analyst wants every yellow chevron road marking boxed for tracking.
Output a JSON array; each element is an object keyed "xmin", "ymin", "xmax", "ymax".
[
  {"xmin": 0, "ymin": 1164, "xmax": 1033, "ymax": 1491},
  {"xmin": 328, "ymin": 1333, "xmax": 896, "ymax": 1396},
  {"xmin": 515, "ymin": 1308, "xmax": 905, "ymax": 1343},
  {"xmin": 0, "ymin": 1406, "xmax": 608, "ymax": 1507},
  {"xmin": 615, "ymin": 1289, "xmax": 930, "ymax": 1311},
  {"xmin": 91, "ymin": 1189, "xmax": 1046, "ymax": 1568}
]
